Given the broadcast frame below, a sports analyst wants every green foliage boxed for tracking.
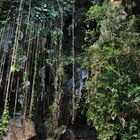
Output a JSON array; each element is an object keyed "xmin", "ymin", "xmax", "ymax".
[
  {"xmin": 10, "ymin": 64, "xmax": 20, "ymax": 72},
  {"xmin": 32, "ymin": 0, "xmax": 72, "ymax": 23},
  {"xmin": 86, "ymin": 4, "xmax": 110, "ymax": 22},
  {"xmin": 84, "ymin": 3, "xmax": 140, "ymax": 140},
  {"xmin": 0, "ymin": 105, "xmax": 9, "ymax": 136},
  {"xmin": 10, "ymin": 46, "xmax": 25, "ymax": 72}
]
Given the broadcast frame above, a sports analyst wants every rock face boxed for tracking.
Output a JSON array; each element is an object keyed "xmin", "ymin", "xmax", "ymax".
[
  {"xmin": 59, "ymin": 124, "xmax": 96, "ymax": 140},
  {"xmin": 1, "ymin": 117, "xmax": 36, "ymax": 140}
]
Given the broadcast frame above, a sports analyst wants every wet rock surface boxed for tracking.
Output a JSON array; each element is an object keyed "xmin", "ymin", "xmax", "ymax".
[{"xmin": 59, "ymin": 124, "xmax": 96, "ymax": 140}]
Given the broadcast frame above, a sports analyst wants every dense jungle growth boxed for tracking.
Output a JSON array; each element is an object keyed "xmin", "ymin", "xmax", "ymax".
[{"xmin": 0, "ymin": 0, "xmax": 140, "ymax": 140}]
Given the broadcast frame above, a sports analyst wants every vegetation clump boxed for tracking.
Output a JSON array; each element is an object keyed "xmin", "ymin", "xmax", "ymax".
[{"xmin": 85, "ymin": 3, "xmax": 140, "ymax": 140}]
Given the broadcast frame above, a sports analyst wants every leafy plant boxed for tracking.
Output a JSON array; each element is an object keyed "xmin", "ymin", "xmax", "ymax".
[
  {"xmin": 0, "ymin": 105, "xmax": 9, "ymax": 136},
  {"xmin": 84, "ymin": 3, "xmax": 140, "ymax": 140}
]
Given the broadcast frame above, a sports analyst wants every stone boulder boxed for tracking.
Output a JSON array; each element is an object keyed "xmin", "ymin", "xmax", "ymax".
[{"xmin": 1, "ymin": 117, "xmax": 36, "ymax": 140}]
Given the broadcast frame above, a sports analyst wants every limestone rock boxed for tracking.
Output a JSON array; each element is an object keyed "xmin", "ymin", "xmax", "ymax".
[{"xmin": 1, "ymin": 117, "xmax": 36, "ymax": 140}]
